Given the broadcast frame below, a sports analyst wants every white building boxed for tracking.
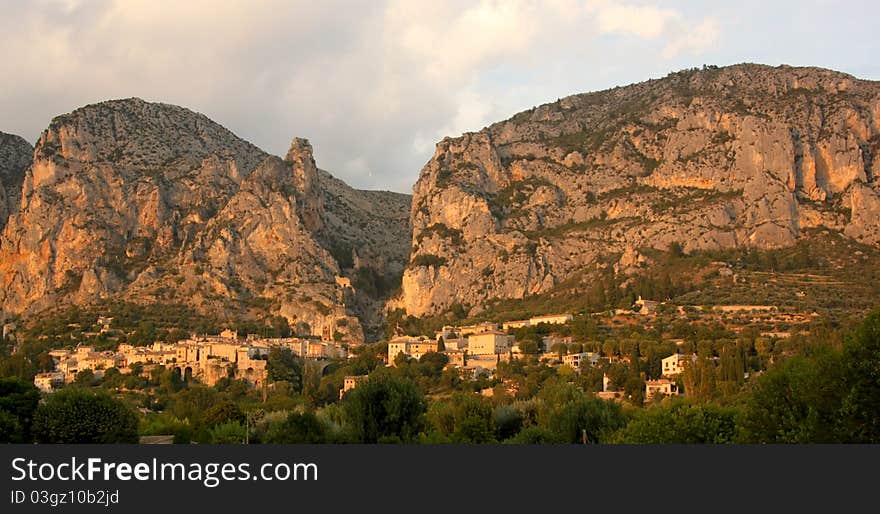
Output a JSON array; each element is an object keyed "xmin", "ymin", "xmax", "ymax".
[
  {"xmin": 503, "ymin": 314, "xmax": 573, "ymax": 330},
  {"xmin": 501, "ymin": 319, "xmax": 531, "ymax": 330},
  {"xmin": 645, "ymin": 379, "xmax": 678, "ymax": 401},
  {"xmin": 562, "ymin": 352, "xmax": 600, "ymax": 370},
  {"xmin": 662, "ymin": 353, "xmax": 695, "ymax": 377},
  {"xmin": 387, "ymin": 336, "xmax": 438, "ymax": 363},
  {"xmin": 33, "ymin": 372, "xmax": 65, "ymax": 393},
  {"xmin": 529, "ymin": 313, "xmax": 573, "ymax": 325},
  {"xmin": 467, "ymin": 331, "xmax": 514, "ymax": 355},
  {"xmin": 457, "ymin": 322, "xmax": 499, "ymax": 336}
]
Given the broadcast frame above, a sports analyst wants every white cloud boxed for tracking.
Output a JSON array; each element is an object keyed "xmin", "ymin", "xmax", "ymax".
[
  {"xmin": 663, "ymin": 18, "xmax": 720, "ymax": 58},
  {"xmin": 390, "ymin": 0, "xmax": 541, "ymax": 80},
  {"xmin": 589, "ymin": 1, "xmax": 719, "ymax": 58},
  {"xmin": 594, "ymin": 3, "xmax": 678, "ymax": 39},
  {"xmin": 1, "ymin": 1, "xmax": 729, "ymax": 192}
]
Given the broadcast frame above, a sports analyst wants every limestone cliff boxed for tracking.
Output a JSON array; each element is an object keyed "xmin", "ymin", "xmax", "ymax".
[
  {"xmin": 0, "ymin": 99, "xmax": 411, "ymax": 342},
  {"xmin": 0, "ymin": 132, "xmax": 32, "ymax": 232},
  {"xmin": 398, "ymin": 64, "xmax": 880, "ymax": 316}
]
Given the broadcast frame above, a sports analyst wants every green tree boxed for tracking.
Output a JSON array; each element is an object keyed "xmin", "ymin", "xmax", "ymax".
[
  {"xmin": 169, "ymin": 386, "xmax": 219, "ymax": 425},
  {"xmin": 264, "ymin": 411, "xmax": 327, "ymax": 443},
  {"xmin": 493, "ymin": 404, "xmax": 523, "ymax": 441},
  {"xmin": 266, "ymin": 348, "xmax": 302, "ymax": 390},
  {"xmin": 100, "ymin": 367, "xmax": 123, "ymax": 389},
  {"xmin": 548, "ymin": 397, "xmax": 626, "ymax": 443},
  {"xmin": 32, "ymin": 388, "xmax": 138, "ymax": 443},
  {"xmin": 129, "ymin": 362, "xmax": 144, "ymax": 376},
  {"xmin": 301, "ymin": 360, "xmax": 325, "ymax": 404},
  {"xmin": 75, "ymin": 369, "xmax": 96, "ymax": 386},
  {"xmin": 209, "ymin": 421, "xmax": 246, "ymax": 444},
  {"xmin": 551, "ymin": 343, "xmax": 567, "ymax": 359},
  {"xmin": 519, "ymin": 339, "xmax": 541, "ymax": 355},
  {"xmin": 838, "ymin": 310, "xmax": 880, "ymax": 442},
  {"xmin": 738, "ymin": 351, "xmax": 843, "ymax": 443},
  {"xmin": 611, "ymin": 400, "xmax": 738, "ymax": 443},
  {"xmin": 418, "ymin": 351, "xmax": 449, "ymax": 376},
  {"xmin": 504, "ymin": 426, "xmax": 563, "ymax": 444},
  {"xmin": 537, "ymin": 381, "xmax": 626, "ymax": 443},
  {"xmin": 428, "ymin": 393, "xmax": 496, "ymax": 443},
  {"xmin": 342, "ymin": 373, "xmax": 426, "ymax": 443},
  {"xmin": 0, "ymin": 354, "xmax": 37, "ymax": 381},
  {"xmin": 571, "ymin": 315, "xmax": 598, "ymax": 341},
  {"xmin": 0, "ymin": 410, "xmax": 23, "ymax": 443},
  {"xmin": 0, "ymin": 377, "xmax": 41, "ymax": 443},
  {"xmin": 740, "ymin": 310, "xmax": 880, "ymax": 443},
  {"xmin": 202, "ymin": 400, "xmax": 245, "ymax": 427}
]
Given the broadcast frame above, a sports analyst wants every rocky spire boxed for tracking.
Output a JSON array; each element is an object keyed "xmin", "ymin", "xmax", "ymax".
[{"xmin": 285, "ymin": 137, "xmax": 323, "ymax": 232}]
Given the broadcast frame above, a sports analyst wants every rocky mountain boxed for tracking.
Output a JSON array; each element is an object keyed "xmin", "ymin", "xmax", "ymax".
[
  {"xmin": 0, "ymin": 99, "xmax": 411, "ymax": 342},
  {"xmin": 0, "ymin": 132, "xmax": 32, "ymax": 232},
  {"xmin": 396, "ymin": 64, "xmax": 880, "ymax": 317}
]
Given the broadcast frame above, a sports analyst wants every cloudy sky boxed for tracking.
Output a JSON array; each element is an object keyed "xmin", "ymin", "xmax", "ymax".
[{"xmin": 2, "ymin": 1, "xmax": 878, "ymax": 192}]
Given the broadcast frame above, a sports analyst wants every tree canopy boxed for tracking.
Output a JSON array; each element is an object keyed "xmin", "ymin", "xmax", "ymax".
[{"xmin": 32, "ymin": 387, "xmax": 139, "ymax": 443}]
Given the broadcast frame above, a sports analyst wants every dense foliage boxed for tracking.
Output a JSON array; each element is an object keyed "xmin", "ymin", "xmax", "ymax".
[{"xmin": 32, "ymin": 387, "xmax": 139, "ymax": 443}]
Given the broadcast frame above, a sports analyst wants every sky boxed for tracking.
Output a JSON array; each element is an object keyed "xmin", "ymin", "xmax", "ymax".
[{"xmin": 1, "ymin": 0, "xmax": 878, "ymax": 193}]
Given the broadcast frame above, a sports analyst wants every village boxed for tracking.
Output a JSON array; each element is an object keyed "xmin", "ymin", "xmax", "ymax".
[
  {"xmin": 33, "ymin": 325, "xmax": 346, "ymax": 394},
  {"xmin": 374, "ymin": 311, "xmax": 692, "ymax": 403},
  {"xmin": 367, "ymin": 295, "xmax": 822, "ymax": 403},
  {"xmin": 31, "ymin": 295, "xmax": 820, "ymax": 406}
]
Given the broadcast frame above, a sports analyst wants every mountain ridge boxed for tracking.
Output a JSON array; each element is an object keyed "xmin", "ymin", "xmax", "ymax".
[
  {"xmin": 3, "ymin": 63, "xmax": 880, "ymax": 335},
  {"xmin": 394, "ymin": 63, "xmax": 880, "ymax": 317},
  {"xmin": 0, "ymin": 98, "xmax": 411, "ymax": 343}
]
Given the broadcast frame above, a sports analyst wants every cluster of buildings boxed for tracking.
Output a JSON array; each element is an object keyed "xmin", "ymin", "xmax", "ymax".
[
  {"xmin": 31, "ymin": 309, "xmax": 705, "ymax": 407},
  {"xmin": 637, "ymin": 353, "xmax": 697, "ymax": 402},
  {"xmin": 387, "ymin": 313, "xmax": 608, "ymax": 379},
  {"xmin": 595, "ymin": 353, "xmax": 690, "ymax": 403},
  {"xmin": 33, "ymin": 327, "xmax": 348, "ymax": 393},
  {"xmin": 386, "ymin": 313, "xmax": 675, "ymax": 387},
  {"xmin": 500, "ymin": 313, "xmax": 574, "ymax": 330}
]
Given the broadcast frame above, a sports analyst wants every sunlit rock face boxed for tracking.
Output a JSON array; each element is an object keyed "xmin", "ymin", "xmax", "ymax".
[
  {"xmin": 397, "ymin": 64, "xmax": 880, "ymax": 316},
  {"xmin": 0, "ymin": 99, "xmax": 412, "ymax": 343}
]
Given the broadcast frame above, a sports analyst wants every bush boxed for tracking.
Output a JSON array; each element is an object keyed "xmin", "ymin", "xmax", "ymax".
[
  {"xmin": 427, "ymin": 393, "xmax": 496, "ymax": 443},
  {"xmin": 202, "ymin": 400, "xmax": 245, "ymax": 427},
  {"xmin": 33, "ymin": 388, "xmax": 138, "ymax": 443},
  {"xmin": 342, "ymin": 373, "xmax": 426, "ymax": 443},
  {"xmin": 0, "ymin": 377, "xmax": 41, "ymax": 443},
  {"xmin": 209, "ymin": 421, "xmax": 246, "ymax": 444},
  {"xmin": 611, "ymin": 400, "xmax": 738, "ymax": 443},
  {"xmin": 263, "ymin": 411, "xmax": 327, "ymax": 443},
  {"xmin": 504, "ymin": 426, "xmax": 563, "ymax": 444}
]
